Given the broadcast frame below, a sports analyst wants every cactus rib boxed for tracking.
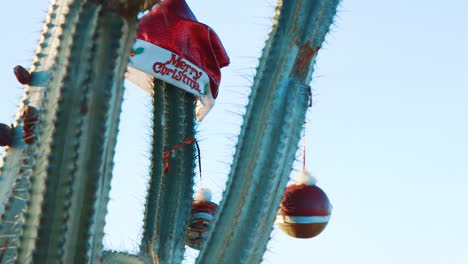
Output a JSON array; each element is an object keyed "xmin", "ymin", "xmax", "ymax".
[{"xmin": 140, "ymin": 80, "xmax": 164, "ymax": 254}]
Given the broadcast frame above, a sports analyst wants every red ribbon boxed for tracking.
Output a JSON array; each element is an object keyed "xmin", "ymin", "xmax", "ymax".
[{"xmin": 163, "ymin": 138, "xmax": 202, "ymax": 178}]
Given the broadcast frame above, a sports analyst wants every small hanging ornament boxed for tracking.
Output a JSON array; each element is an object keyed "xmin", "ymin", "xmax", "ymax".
[
  {"xmin": 186, "ymin": 187, "xmax": 218, "ymax": 250},
  {"xmin": 125, "ymin": 0, "xmax": 230, "ymax": 121},
  {"xmin": 13, "ymin": 65, "xmax": 32, "ymax": 85},
  {"xmin": 166, "ymin": 137, "xmax": 217, "ymax": 250},
  {"xmin": 21, "ymin": 105, "xmax": 38, "ymax": 144},
  {"xmin": 0, "ymin": 123, "xmax": 13, "ymax": 147},
  {"xmin": 276, "ymin": 169, "xmax": 332, "ymax": 238}
]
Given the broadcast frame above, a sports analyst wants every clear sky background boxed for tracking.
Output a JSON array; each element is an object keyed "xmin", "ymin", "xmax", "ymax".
[{"xmin": 1, "ymin": 1, "xmax": 468, "ymax": 263}]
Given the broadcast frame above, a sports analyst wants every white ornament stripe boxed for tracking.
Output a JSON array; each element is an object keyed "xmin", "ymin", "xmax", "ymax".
[
  {"xmin": 192, "ymin": 212, "xmax": 214, "ymax": 221},
  {"xmin": 275, "ymin": 215, "xmax": 330, "ymax": 224}
]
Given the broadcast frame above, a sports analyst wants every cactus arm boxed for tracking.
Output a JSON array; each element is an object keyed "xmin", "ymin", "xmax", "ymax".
[
  {"xmin": 140, "ymin": 80, "xmax": 164, "ymax": 254},
  {"xmin": 196, "ymin": 1, "xmax": 339, "ymax": 263},
  {"xmin": 150, "ymin": 82, "xmax": 196, "ymax": 263},
  {"xmin": 16, "ymin": 1, "xmax": 88, "ymax": 263},
  {"xmin": 103, "ymin": 251, "xmax": 151, "ymax": 264},
  {"xmin": 0, "ymin": 1, "xmax": 89, "ymax": 262},
  {"xmin": 0, "ymin": 0, "xmax": 68, "ymax": 218},
  {"xmin": 17, "ymin": 2, "xmax": 98, "ymax": 262},
  {"xmin": 14, "ymin": 1, "xmax": 139, "ymax": 263}
]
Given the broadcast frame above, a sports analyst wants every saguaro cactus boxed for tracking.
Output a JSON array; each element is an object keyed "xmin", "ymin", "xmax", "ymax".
[{"xmin": 0, "ymin": 0, "xmax": 339, "ymax": 263}]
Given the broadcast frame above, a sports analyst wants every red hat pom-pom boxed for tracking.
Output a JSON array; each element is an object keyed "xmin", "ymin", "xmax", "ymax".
[
  {"xmin": 186, "ymin": 188, "xmax": 218, "ymax": 250},
  {"xmin": 276, "ymin": 170, "xmax": 332, "ymax": 238}
]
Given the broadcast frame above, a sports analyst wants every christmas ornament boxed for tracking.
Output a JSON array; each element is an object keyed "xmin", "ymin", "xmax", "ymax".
[
  {"xmin": 126, "ymin": 0, "xmax": 230, "ymax": 120},
  {"xmin": 13, "ymin": 65, "xmax": 32, "ymax": 85},
  {"xmin": 276, "ymin": 169, "xmax": 332, "ymax": 238},
  {"xmin": 186, "ymin": 187, "xmax": 218, "ymax": 250},
  {"xmin": 0, "ymin": 123, "xmax": 13, "ymax": 147},
  {"xmin": 21, "ymin": 105, "xmax": 38, "ymax": 144}
]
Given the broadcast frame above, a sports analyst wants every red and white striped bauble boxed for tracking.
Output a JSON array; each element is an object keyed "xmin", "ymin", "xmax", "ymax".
[
  {"xmin": 276, "ymin": 170, "xmax": 332, "ymax": 238},
  {"xmin": 186, "ymin": 188, "xmax": 218, "ymax": 250}
]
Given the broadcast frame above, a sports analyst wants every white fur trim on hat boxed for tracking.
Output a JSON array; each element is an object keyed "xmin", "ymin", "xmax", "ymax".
[{"xmin": 125, "ymin": 39, "xmax": 214, "ymax": 121}]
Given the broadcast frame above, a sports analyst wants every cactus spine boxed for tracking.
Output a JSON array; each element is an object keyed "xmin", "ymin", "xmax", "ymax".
[{"xmin": 0, "ymin": 0, "xmax": 338, "ymax": 263}]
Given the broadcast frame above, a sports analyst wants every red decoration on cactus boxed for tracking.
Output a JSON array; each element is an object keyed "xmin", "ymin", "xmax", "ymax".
[
  {"xmin": 186, "ymin": 188, "xmax": 218, "ymax": 250},
  {"xmin": 13, "ymin": 65, "xmax": 32, "ymax": 85},
  {"xmin": 21, "ymin": 105, "xmax": 38, "ymax": 144},
  {"xmin": 126, "ymin": 0, "xmax": 230, "ymax": 120},
  {"xmin": 0, "ymin": 123, "xmax": 13, "ymax": 147},
  {"xmin": 276, "ymin": 170, "xmax": 332, "ymax": 238},
  {"xmin": 163, "ymin": 137, "xmax": 200, "ymax": 173}
]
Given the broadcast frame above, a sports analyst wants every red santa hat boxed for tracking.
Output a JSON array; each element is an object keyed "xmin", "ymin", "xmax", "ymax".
[{"xmin": 126, "ymin": 0, "xmax": 230, "ymax": 120}]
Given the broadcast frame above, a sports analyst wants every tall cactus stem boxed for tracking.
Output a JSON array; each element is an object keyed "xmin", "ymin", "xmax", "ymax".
[
  {"xmin": 0, "ymin": 0, "xmax": 65, "ymax": 219},
  {"xmin": 15, "ymin": 2, "xmax": 139, "ymax": 263},
  {"xmin": 17, "ymin": 1, "xmax": 88, "ymax": 262},
  {"xmin": 196, "ymin": 1, "xmax": 339, "ymax": 263},
  {"xmin": 33, "ymin": 4, "xmax": 100, "ymax": 262},
  {"xmin": 0, "ymin": 1, "xmax": 81, "ymax": 262},
  {"xmin": 152, "ymin": 81, "xmax": 196, "ymax": 263}
]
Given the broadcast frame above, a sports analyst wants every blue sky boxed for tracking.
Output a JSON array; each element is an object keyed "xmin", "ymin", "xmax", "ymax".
[{"xmin": 1, "ymin": 1, "xmax": 468, "ymax": 263}]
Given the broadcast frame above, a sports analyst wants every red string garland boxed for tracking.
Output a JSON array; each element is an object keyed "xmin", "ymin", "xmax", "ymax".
[{"xmin": 163, "ymin": 137, "xmax": 202, "ymax": 180}]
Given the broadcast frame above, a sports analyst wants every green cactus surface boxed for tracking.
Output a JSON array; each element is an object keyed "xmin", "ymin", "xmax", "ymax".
[{"xmin": 0, "ymin": 0, "xmax": 338, "ymax": 263}]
